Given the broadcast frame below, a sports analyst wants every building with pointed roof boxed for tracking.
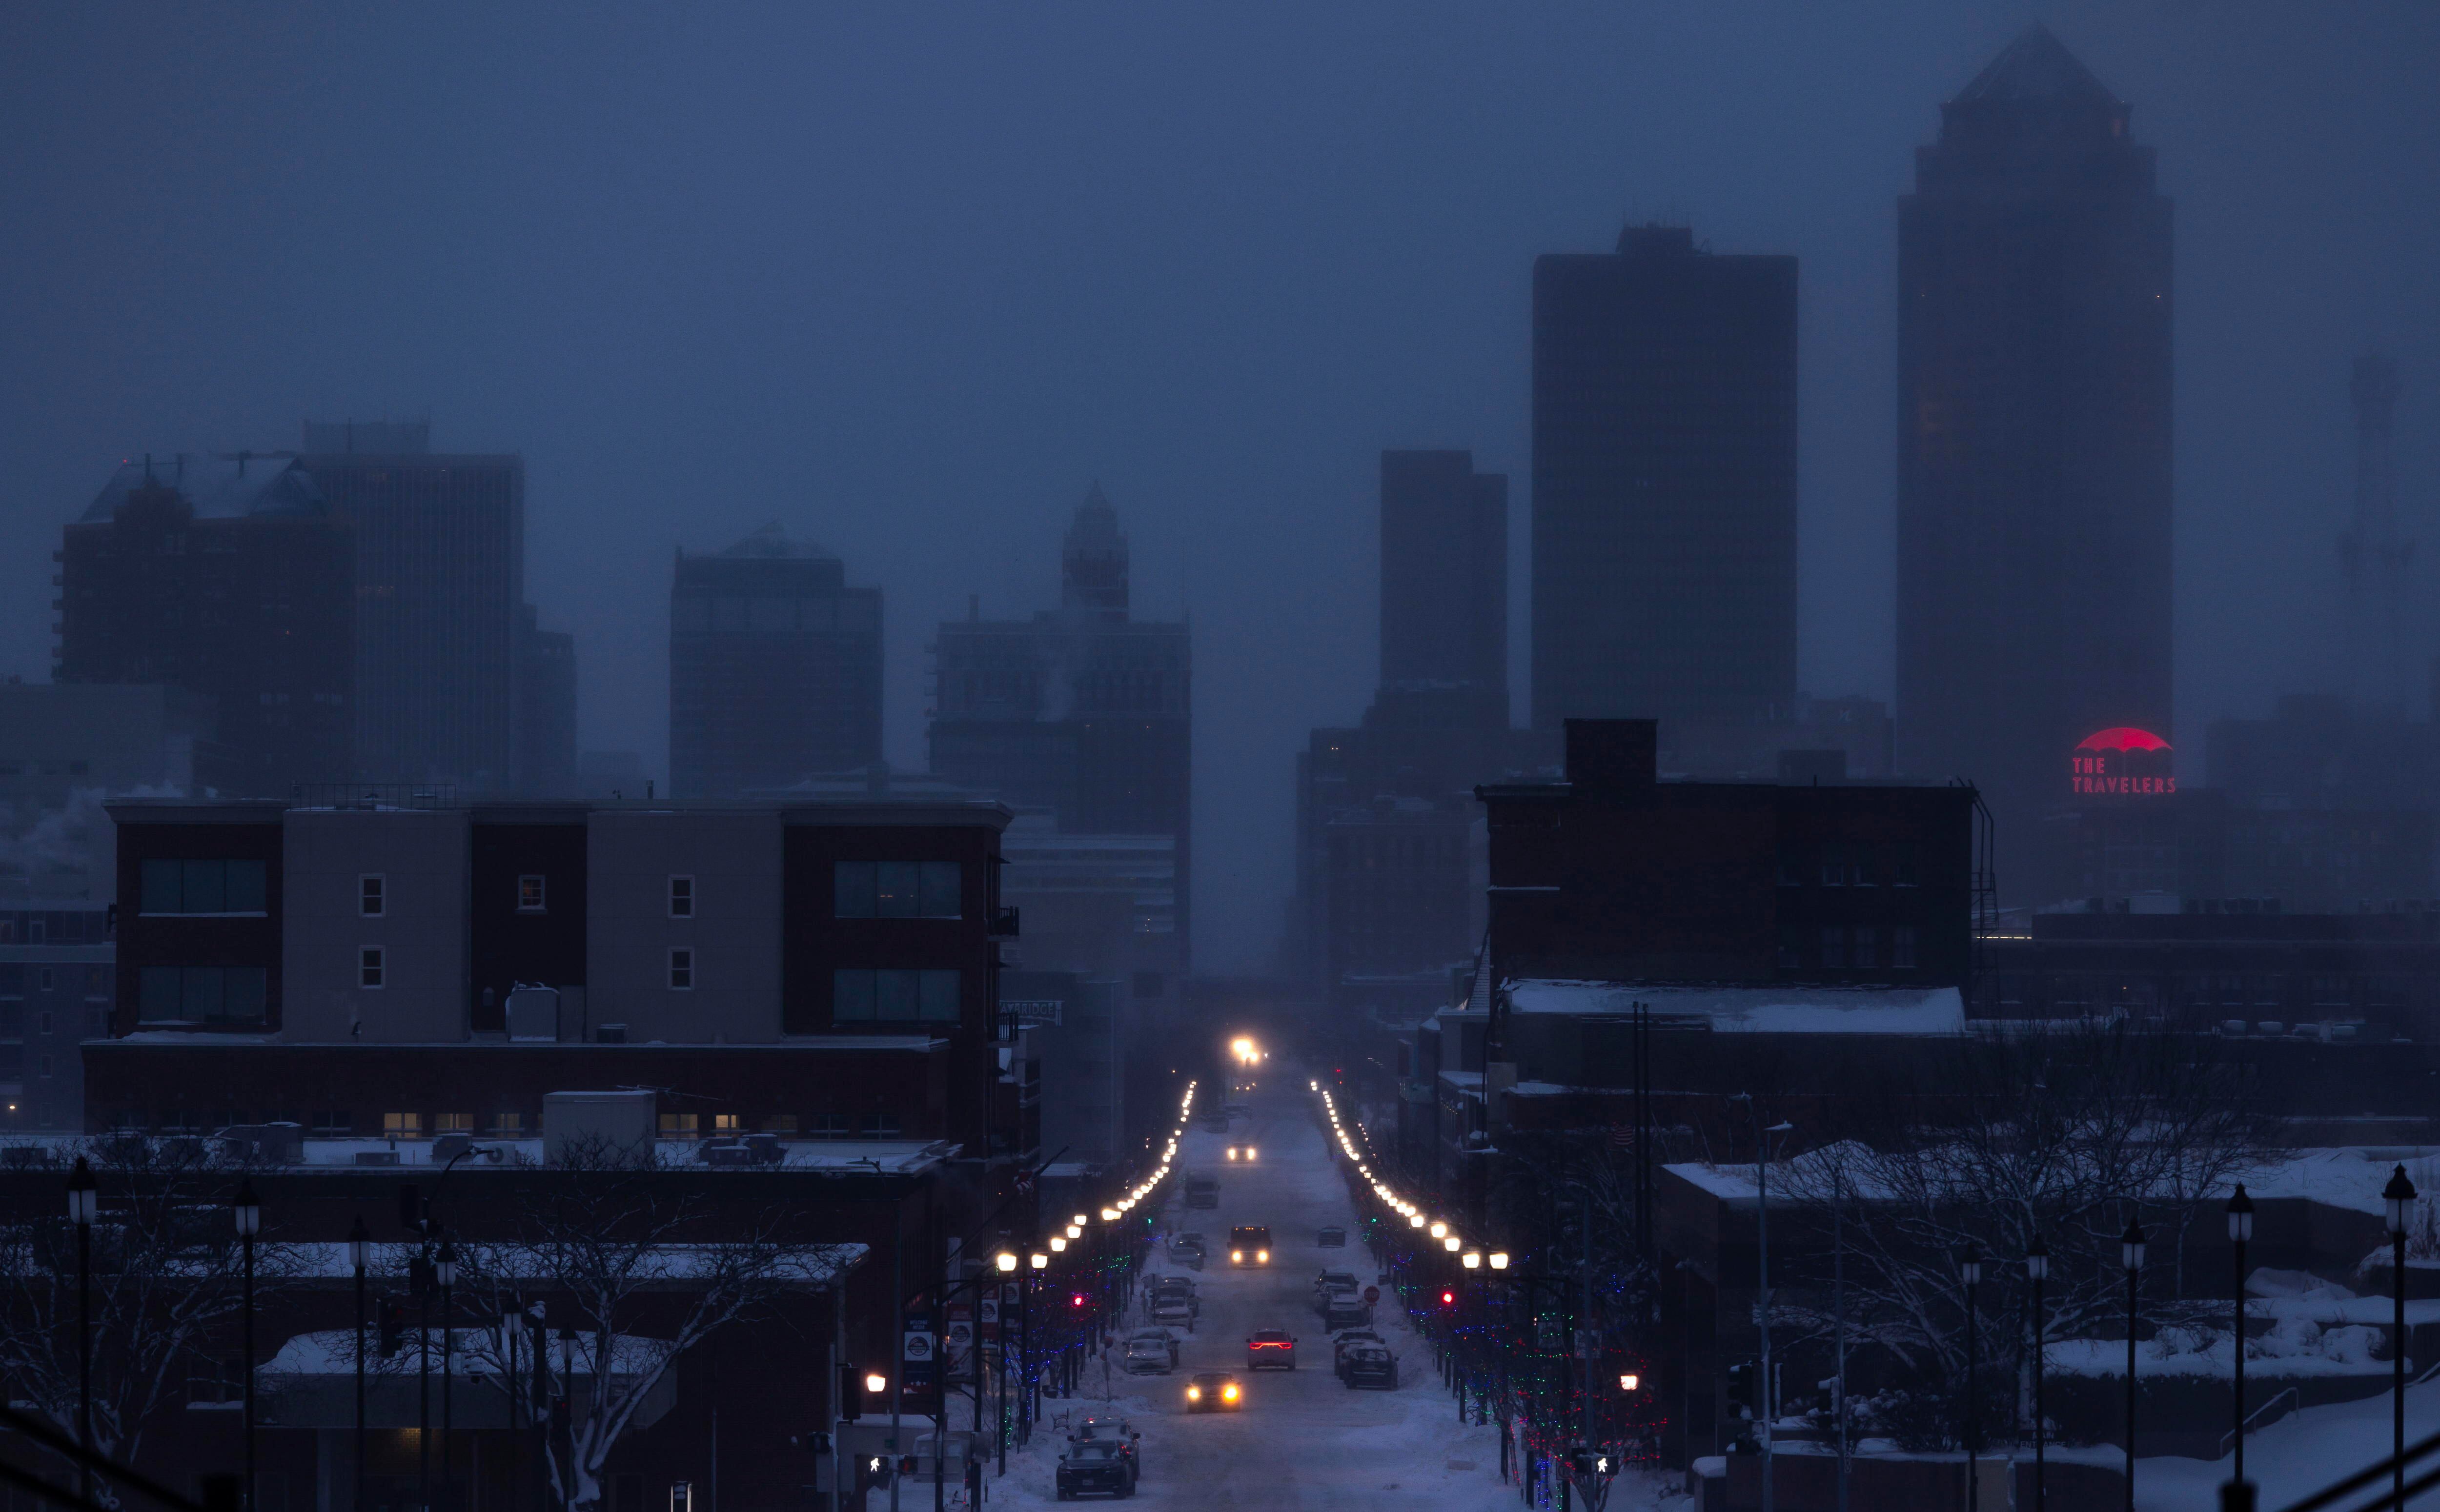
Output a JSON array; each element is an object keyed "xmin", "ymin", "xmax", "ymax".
[
  {"xmin": 669, "ymin": 523, "xmax": 883, "ymax": 798},
  {"xmin": 1895, "ymin": 24, "xmax": 2174, "ymax": 905}
]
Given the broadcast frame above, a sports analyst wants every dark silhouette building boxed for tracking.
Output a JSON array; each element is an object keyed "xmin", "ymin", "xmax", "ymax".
[
  {"xmin": 58, "ymin": 458, "xmax": 353, "ymax": 795},
  {"xmin": 669, "ymin": 523, "xmax": 883, "ymax": 798},
  {"xmin": 1531, "ymin": 224, "xmax": 1797, "ymax": 734},
  {"xmin": 297, "ymin": 421, "xmax": 526, "ymax": 794},
  {"xmin": 929, "ymin": 487, "xmax": 1192, "ymax": 955},
  {"xmin": 516, "ymin": 604, "xmax": 580, "ymax": 798},
  {"xmin": 1894, "ymin": 27, "xmax": 2175, "ymax": 904},
  {"xmin": 1381, "ymin": 450, "xmax": 1507, "ymax": 721}
]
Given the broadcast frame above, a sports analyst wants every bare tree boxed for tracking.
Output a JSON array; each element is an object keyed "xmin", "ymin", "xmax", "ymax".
[
  {"xmin": 1774, "ymin": 1019, "xmax": 2277, "ymax": 1447},
  {"xmin": 0, "ymin": 1136, "xmax": 297, "ymax": 1496},
  {"xmin": 446, "ymin": 1140, "xmax": 856, "ymax": 1509}
]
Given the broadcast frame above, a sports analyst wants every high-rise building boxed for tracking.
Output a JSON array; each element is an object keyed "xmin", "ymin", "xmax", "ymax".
[
  {"xmin": 517, "ymin": 604, "xmax": 580, "ymax": 798},
  {"xmin": 669, "ymin": 524, "xmax": 883, "ymax": 799},
  {"xmin": 1895, "ymin": 26, "xmax": 2174, "ymax": 903},
  {"xmin": 298, "ymin": 421, "xmax": 525, "ymax": 794},
  {"xmin": 930, "ymin": 487, "xmax": 1192, "ymax": 955},
  {"xmin": 58, "ymin": 459, "xmax": 353, "ymax": 796},
  {"xmin": 1381, "ymin": 450, "xmax": 1507, "ymax": 722},
  {"xmin": 1531, "ymin": 224, "xmax": 1798, "ymax": 733}
]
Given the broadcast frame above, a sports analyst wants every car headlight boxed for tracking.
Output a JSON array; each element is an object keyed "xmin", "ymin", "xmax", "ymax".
[
  {"xmin": 1222, "ymin": 1385, "xmax": 1239, "ymax": 1400},
  {"xmin": 1231, "ymin": 1250, "xmax": 1243, "ymax": 1261},
  {"xmin": 1186, "ymin": 1386, "xmax": 1200, "ymax": 1400},
  {"xmin": 1256, "ymin": 1250, "xmax": 1268, "ymax": 1262}
]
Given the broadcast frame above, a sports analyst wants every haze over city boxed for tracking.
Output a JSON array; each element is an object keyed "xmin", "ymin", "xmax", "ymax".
[{"xmin": 4, "ymin": 2, "xmax": 2434, "ymax": 968}]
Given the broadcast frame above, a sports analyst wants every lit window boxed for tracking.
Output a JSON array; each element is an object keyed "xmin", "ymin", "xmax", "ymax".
[
  {"xmin": 713, "ymin": 1113, "xmax": 741, "ymax": 1132},
  {"xmin": 669, "ymin": 876, "xmax": 694, "ymax": 918},
  {"xmin": 660, "ymin": 1112, "xmax": 700, "ymax": 1139},
  {"xmin": 517, "ymin": 875, "xmax": 546, "ymax": 912},
  {"xmin": 437, "ymin": 1112, "xmax": 473, "ymax": 1134},
  {"xmin": 360, "ymin": 875, "xmax": 385, "ymax": 917},
  {"xmin": 489, "ymin": 1110, "xmax": 527, "ymax": 1135},
  {"xmin": 670, "ymin": 948, "xmax": 694, "ymax": 990},
  {"xmin": 384, "ymin": 1112, "xmax": 423, "ymax": 1139},
  {"xmin": 360, "ymin": 948, "xmax": 385, "ymax": 989}
]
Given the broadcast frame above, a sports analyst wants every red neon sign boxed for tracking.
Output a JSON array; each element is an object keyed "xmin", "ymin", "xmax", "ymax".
[{"xmin": 2070, "ymin": 728, "xmax": 2175, "ymax": 797}]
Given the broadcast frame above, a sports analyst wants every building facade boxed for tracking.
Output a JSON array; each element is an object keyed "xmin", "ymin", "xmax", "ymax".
[
  {"xmin": 670, "ymin": 523, "xmax": 884, "ymax": 798},
  {"xmin": 930, "ymin": 488, "xmax": 1192, "ymax": 954},
  {"xmin": 298, "ymin": 421, "xmax": 526, "ymax": 794},
  {"xmin": 1894, "ymin": 27, "xmax": 2175, "ymax": 903},
  {"xmin": 1531, "ymin": 224, "xmax": 1798, "ymax": 734},
  {"xmin": 58, "ymin": 460, "xmax": 354, "ymax": 795},
  {"xmin": 516, "ymin": 604, "xmax": 580, "ymax": 798},
  {"xmin": 1381, "ymin": 450, "xmax": 1507, "ymax": 722}
]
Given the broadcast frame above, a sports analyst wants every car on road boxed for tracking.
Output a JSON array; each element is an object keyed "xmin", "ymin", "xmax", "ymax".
[
  {"xmin": 1123, "ymin": 1335, "xmax": 1175, "ymax": 1374},
  {"xmin": 1126, "ymin": 1326, "xmax": 1181, "ymax": 1368},
  {"xmin": 1342, "ymin": 1340, "xmax": 1397, "ymax": 1390},
  {"xmin": 1316, "ymin": 1226, "xmax": 1346, "ymax": 1247},
  {"xmin": 1313, "ymin": 1270, "xmax": 1360, "ymax": 1303},
  {"xmin": 1321, "ymin": 1291, "xmax": 1370, "ymax": 1330},
  {"xmin": 1149, "ymin": 1293, "xmax": 1194, "ymax": 1329},
  {"xmin": 1245, "ymin": 1329, "xmax": 1298, "ymax": 1370},
  {"xmin": 1057, "ymin": 1440, "xmax": 1134, "ymax": 1499},
  {"xmin": 1071, "ymin": 1416, "xmax": 1143, "ymax": 1479},
  {"xmin": 1184, "ymin": 1174, "xmax": 1220, "ymax": 1209},
  {"xmin": 1228, "ymin": 1226, "xmax": 1272, "ymax": 1266},
  {"xmin": 1167, "ymin": 1232, "xmax": 1206, "ymax": 1268},
  {"xmin": 1330, "ymin": 1328, "xmax": 1385, "ymax": 1376},
  {"xmin": 1183, "ymin": 1371, "xmax": 1243, "ymax": 1412},
  {"xmin": 1224, "ymin": 1145, "xmax": 1258, "ymax": 1162}
]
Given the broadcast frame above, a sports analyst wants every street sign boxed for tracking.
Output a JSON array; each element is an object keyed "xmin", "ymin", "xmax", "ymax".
[
  {"xmin": 1362, "ymin": 1286, "xmax": 1381, "ymax": 1306},
  {"xmin": 903, "ymin": 1331, "xmax": 935, "ymax": 1362}
]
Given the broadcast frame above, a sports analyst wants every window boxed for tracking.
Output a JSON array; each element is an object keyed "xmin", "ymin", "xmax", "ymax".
[
  {"xmin": 1892, "ymin": 927, "xmax": 1918, "ymax": 971},
  {"xmin": 669, "ymin": 948, "xmax": 694, "ymax": 990},
  {"xmin": 359, "ymin": 948, "xmax": 385, "ymax": 989},
  {"xmin": 659, "ymin": 1112, "xmax": 700, "ymax": 1139},
  {"xmin": 669, "ymin": 876, "xmax": 694, "ymax": 918},
  {"xmin": 833, "ymin": 861, "xmax": 962, "ymax": 919},
  {"xmin": 809, "ymin": 1113, "xmax": 852, "ymax": 1140},
  {"xmin": 383, "ymin": 1112, "xmax": 423, "ymax": 1138},
  {"xmin": 517, "ymin": 875, "xmax": 546, "ymax": 912},
  {"xmin": 1777, "ymin": 846, "xmax": 1805, "ymax": 887},
  {"xmin": 38, "ymin": 1055, "xmax": 53, "ymax": 1079},
  {"xmin": 761, "ymin": 1114, "xmax": 799, "ymax": 1133},
  {"xmin": 436, "ymin": 1112, "xmax": 473, "ymax": 1134},
  {"xmin": 139, "ymin": 859, "xmax": 268, "ymax": 915},
  {"xmin": 1891, "ymin": 844, "xmax": 1921, "ymax": 887},
  {"xmin": 832, "ymin": 968, "xmax": 961, "ymax": 1022},
  {"xmin": 489, "ymin": 1110, "xmax": 527, "ymax": 1135},
  {"xmin": 1819, "ymin": 927, "xmax": 1847, "ymax": 969},
  {"xmin": 37, "ymin": 968, "xmax": 53, "ymax": 992},
  {"xmin": 858, "ymin": 1111, "xmax": 902, "ymax": 1140},
  {"xmin": 1818, "ymin": 844, "xmax": 1848, "ymax": 887},
  {"xmin": 137, "ymin": 967, "xmax": 268, "ymax": 1024},
  {"xmin": 37, "ymin": 1010, "xmax": 51, "ymax": 1036},
  {"xmin": 713, "ymin": 1114, "xmax": 741, "ymax": 1133},
  {"xmin": 2311, "ymin": 974, "xmax": 2352, "ymax": 1008},
  {"xmin": 1777, "ymin": 926, "xmax": 1805, "ymax": 971},
  {"xmin": 311, "ymin": 1111, "xmax": 353, "ymax": 1135},
  {"xmin": 1851, "ymin": 928, "xmax": 1878, "ymax": 970},
  {"xmin": 360, "ymin": 875, "xmax": 385, "ymax": 917}
]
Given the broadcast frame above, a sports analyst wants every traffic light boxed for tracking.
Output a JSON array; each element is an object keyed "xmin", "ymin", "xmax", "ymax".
[
  {"xmin": 837, "ymin": 1363, "xmax": 863, "ymax": 1422},
  {"xmin": 1070, "ymin": 1291, "xmax": 1089, "ymax": 1309},
  {"xmin": 789, "ymin": 1431, "xmax": 831, "ymax": 1454},
  {"xmin": 1726, "ymin": 1360, "xmax": 1757, "ymax": 1418},
  {"xmin": 1439, "ymin": 1288, "xmax": 1457, "ymax": 1308},
  {"xmin": 377, "ymin": 1299, "xmax": 406, "ymax": 1358}
]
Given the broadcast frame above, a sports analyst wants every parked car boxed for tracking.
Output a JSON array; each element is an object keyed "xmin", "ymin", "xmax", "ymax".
[
  {"xmin": 1331, "ymin": 1328, "xmax": 1385, "ymax": 1377},
  {"xmin": 1149, "ymin": 1294, "xmax": 1195, "ymax": 1328},
  {"xmin": 1245, "ymin": 1329, "xmax": 1298, "ymax": 1370},
  {"xmin": 1167, "ymin": 1237, "xmax": 1205, "ymax": 1270},
  {"xmin": 1149, "ymin": 1277, "xmax": 1199, "ymax": 1315},
  {"xmin": 1317, "ymin": 1226, "xmax": 1347, "ymax": 1248},
  {"xmin": 1313, "ymin": 1270, "xmax": 1360, "ymax": 1303},
  {"xmin": 1183, "ymin": 1371, "xmax": 1242, "ymax": 1412},
  {"xmin": 1123, "ymin": 1335, "xmax": 1175, "ymax": 1375},
  {"xmin": 1342, "ymin": 1340, "xmax": 1397, "ymax": 1390},
  {"xmin": 1322, "ymin": 1291, "xmax": 1370, "ymax": 1331},
  {"xmin": 1070, "ymin": 1416, "xmax": 1143, "ymax": 1480},
  {"xmin": 1057, "ymin": 1441, "xmax": 1134, "ymax": 1499}
]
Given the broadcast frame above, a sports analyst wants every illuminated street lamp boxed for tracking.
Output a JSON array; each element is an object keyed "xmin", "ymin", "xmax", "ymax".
[
  {"xmin": 1050, "ymin": 1237, "xmax": 1067, "ymax": 1253},
  {"xmin": 1462, "ymin": 1252, "xmax": 1482, "ymax": 1270},
  {"xmin": 996, "ymin": 1252, "xmax": 1018, "ymax": 1274},
  {"xmin": 1488, "ymin": 1253, "xmax": 1510, "ymax": 1271},
  {"xmin": 1029, "ymin": 1252, "xmax": 1048, "ymax": 1270},
  {"xmin": 1443, "ymin": 1236, "xmax": 1461, "ymax": 1253}
]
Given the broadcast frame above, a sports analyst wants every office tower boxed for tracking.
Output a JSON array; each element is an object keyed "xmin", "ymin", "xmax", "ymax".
[
  {"xmin": 669, "ymin": 523, "xmax": 883, "ymax": 798},
  {"xmin": 58, "ymin": 459, "xmax": 353, "ymax": 795},
  {"xmin": 930, "ymin": 486, "xmax": 1192, "ymax": 956},
  {"xmin": 298, "ymin": 421, "xmax": 524, "ymax": 793},
  {"xmin": 2344, "ymin": 352, "xmax": 2409, "ymax": 716},
  {"xmin": 1381, "ymin": 450, "xmax": 1507, "ymax": 723},
  {"xmin": 517, "ymin": 604, "xmax": 580, "ymax": 798},
  {"xmin": 1531, "ymin": 224, "xmax": 1798, "ymax": 733},
  {"xmin": 1895, "ymin": 26, "xmax": 2174, "ymax": 903}
]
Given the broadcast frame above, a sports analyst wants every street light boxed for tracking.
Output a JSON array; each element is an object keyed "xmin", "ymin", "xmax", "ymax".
[
  {"xmin": 1442, "ymin": 1236, "xmax": 1462, "ymax": 1254},
  {"xmin": 2121, "ymin": 1219, "xmax": 2147, "ymax": 1512},
  {"xmin": 1050, "ymin": 1237, "xmax": 1067, "ymax": 1253},
  {"xmin": 1429, "ymin": 1221, "xmax": 1448, "ymax": 1240},
  {"xmin": 865, "ymin": 1371, "xmax": 890, "ymax": 1395},
  {"xmin": 2227, "ymin": 1185, "xmax": 2255, "ymax": 1492},
  {"xmin": 1959, "ymin": 1243, "xmax": 1982, "ymax": 1512},
  {"xmin": 1488, "ymin": 1252, "xmax": 1510, "ymax": 1271},
  {"xmin": 1462, "ymin": 1252, "xmax": 1482, "ymax": 1270},
  {"xmin": 2385, "ymin": 1164, "xmax": 2417, "ymax": 1512},
  {"xmin": 1029, "ymin": 1252, "xmax": 1048, "ymax": 1270},
  {"xmin": 66, "ymin": 1156, "xmax": 96, "ymax": 1510},
  {"xmin": 1619, "ymin": 1373, "xmax": 1640, "ymax": 1392},
  {"xmin": 349, "ymin": 1216, "xmax": 372, "ymax": 1512},
  {"xmin": 233, "ymin": 1177, "xmax": 262, "ymax": 1512},
  {"xmin": 2027, "ymin": 1234, "xmax": 2050, "ymax": 1512},
  {"xmin": 996, "ymin": 1251, "xmax": 1018, "ymax": 1273}
]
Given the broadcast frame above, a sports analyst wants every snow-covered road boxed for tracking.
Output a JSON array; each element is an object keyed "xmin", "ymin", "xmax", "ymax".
[{"xmin": 975, "ymin": 1075, "xmax": 1566, "ymax": 1512}]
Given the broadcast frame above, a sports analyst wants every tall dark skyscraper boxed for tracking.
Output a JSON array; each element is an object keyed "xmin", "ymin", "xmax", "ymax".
[
  {"xmin": 297, "ymin": 421, "xmax": 526, "ymax": 793},
  {"xmin": 59, "ymin": 457, "xmax": 354, "ymax": 794},
  {"xmin": 1531, "ymin": 224, "xmax": 1798, "ymax": 734},
  {"xmin": 1380, "ymin": 450, "xmax": 1507, "ymax": 722},
  {"xmin": 931, "ymin": 487, "xmax": 1192, "ymax": 950},
  {"xmin": 669, "ymin": 523, "xmax": 883, "ymax": 798},
  {"xmin": 1895, "ymin": 26, "xmax": 2173, "ymax": 901}
]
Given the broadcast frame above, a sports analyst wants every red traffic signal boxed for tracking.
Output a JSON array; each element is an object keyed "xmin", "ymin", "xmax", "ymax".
[
  {"xmin": 1070, "ymin": 1291, "xmax": 1090, "ymax": 1308},
  {"xmin": 1440, "ymin": 1289, "xmax": 1457, "ymax": 1307}
]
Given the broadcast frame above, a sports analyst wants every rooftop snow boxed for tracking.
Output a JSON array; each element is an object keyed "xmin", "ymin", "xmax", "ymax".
[{"xmin": 1506, "ymin": 980, "xmax": 1965, "ymax": 1035}]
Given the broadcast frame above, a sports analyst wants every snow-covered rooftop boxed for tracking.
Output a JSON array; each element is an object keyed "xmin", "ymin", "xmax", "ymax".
[{"xmin": 1506, "ymin": 980, "xmax": 1965, "ymax": 1035}]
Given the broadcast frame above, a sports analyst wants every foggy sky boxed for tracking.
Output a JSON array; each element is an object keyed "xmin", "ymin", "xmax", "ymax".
[{"xmin": 3, "ymin": 3, "xmax": 2435, "ymax": 970}]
